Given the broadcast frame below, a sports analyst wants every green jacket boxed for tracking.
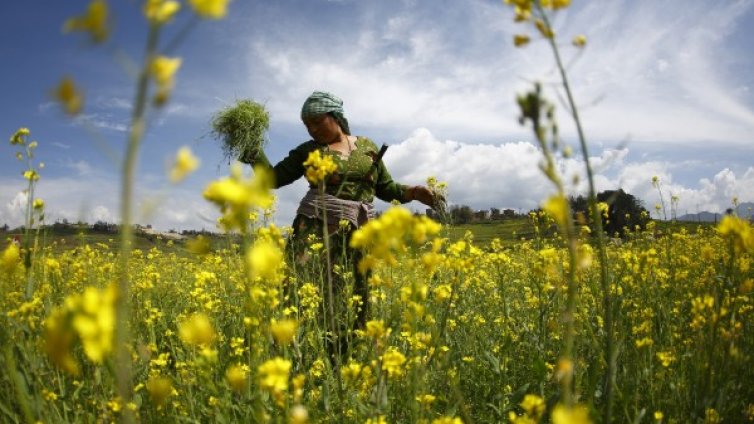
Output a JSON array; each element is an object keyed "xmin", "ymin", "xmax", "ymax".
[{"xmin": 244, "ymin": 137, "xmax": 408, "ymax": 204}]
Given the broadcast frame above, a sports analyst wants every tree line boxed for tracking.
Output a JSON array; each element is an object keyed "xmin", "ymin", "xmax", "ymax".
[{"xmin": 433, "ymin": 189, "xmax": 650, "ymax": 237}]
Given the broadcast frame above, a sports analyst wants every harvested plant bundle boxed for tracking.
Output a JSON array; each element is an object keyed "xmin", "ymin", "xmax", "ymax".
[{"xmin": 211, "ymin": 99, "xmax": 269, "ymax": 162}]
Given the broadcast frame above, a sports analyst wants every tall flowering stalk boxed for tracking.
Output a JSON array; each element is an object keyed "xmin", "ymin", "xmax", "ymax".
[
  {"xmin": 302, "ymin": 149, "xmax": 343, "ymax": 391},
  {"xmin": 9, "ymin": 128, "xmax": 45, "ymax": 298},
  {"xmin": 516, "ymin": 84, "xmax": 581, "ymax": 406},
  {"xmin": 57, "ymin": 1, "xmax": 230, "ymax": 421},
  {"xmin": 504, "ymin": 0, "xmax": 613, "ymax": 420}
]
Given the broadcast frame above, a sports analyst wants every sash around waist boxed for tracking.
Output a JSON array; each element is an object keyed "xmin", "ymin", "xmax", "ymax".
[{"xmin": 296, "ymin": 189, "xmax": 376, "ymax": 229}]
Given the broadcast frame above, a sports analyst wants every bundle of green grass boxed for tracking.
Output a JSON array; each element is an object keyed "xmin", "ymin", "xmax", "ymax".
[{"xmin": 211, "ymin": 99, "xmax": 269, "ymax": 163}]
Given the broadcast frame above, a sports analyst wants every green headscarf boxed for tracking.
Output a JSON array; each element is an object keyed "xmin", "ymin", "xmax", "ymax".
[{"xmin": 300, "ymin": 91, "xmax": 351, "ymax": 135}]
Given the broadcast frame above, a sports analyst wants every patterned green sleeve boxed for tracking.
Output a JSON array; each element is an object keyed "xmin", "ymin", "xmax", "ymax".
[
  {"xmin": 374, "ymin": 158, "xmax": 409, "ymax": 203},
  {"xmin": 269, "ymin": 142, "xmax": 318, "ymax": 188},
  {"xmin": 241, "ymin": 142, "xmax": 313, "ymax": 188}
]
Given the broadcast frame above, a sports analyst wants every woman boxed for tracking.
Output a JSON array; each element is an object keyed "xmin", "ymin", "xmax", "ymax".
[{"xmin": 242, "ymin": 91, "xmax": 437, "ymax": 356}]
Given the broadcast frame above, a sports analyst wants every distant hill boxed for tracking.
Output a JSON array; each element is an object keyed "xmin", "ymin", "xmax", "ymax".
[{"xmin": 678, "ymin": 202, "xmax": 754, "ymax": 222}]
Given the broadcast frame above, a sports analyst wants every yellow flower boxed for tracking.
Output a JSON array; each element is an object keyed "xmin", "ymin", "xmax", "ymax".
[
  {"xmin": 656, "ymin": 351, "xmax": 675, "ymax": 367},
  {"xmin": 258, "ymin": 357, "xmax": 291, "ymax": 394},
  {"xmin": 169, "ymin": 146, "xmax": 200, "ymax": 183},
  {"xmin": 151, "ymin": 56, "xmax": 182, "ymax": 87},
  {"xmin": 365, "ymin": 320, "xmax": 389, "ymax": 340},
  {"xmin": 203, "ymin": 164, "xmax": 275, "ymax": 232},
  {"xmin": 71, "ymin": 285, "xmax": 117, "ymax": 363},
  {"xmin": 292, "ymin": 374, "xmax": 306, "ymax": 398},
  {"xmin": 204, "ymin": 176, "xmax": 247, "ymax": 205},
  {"xmin": 44, "ymin": 307, "xmax": 79, "ymax": 375},
  {"xmin": 42, "ymin": 389, "xmax": 58, "ymax": 402},
  {"xmin": 309, "ymin": 358, "xmax": 325, "ymax": 378},
  {"xmin": 551, "ymin": 403, "xmax": 592, "ymax": 424},
  {"xmin": 1, "ymin": 243, "xmax": 21, "ymax": 274},
  {"xmin": 572, "ymin": 34, "xmax": 587, "ymax": 47},
  {"xmin": 341, "ymin": 361, "xmax": 363, "ymax": 384},
  {"xmin": 541, "ymin": 0, "xmax": 572, "ymax": 9},
  {"xmin": 63, "ymin": 0, "xmax": 110, "ymax": 43},
  {"xmin": 303, "ymin": 149, "xmax": 338, "ymax": 184},
  {"xmin": 535, "ymin": 19, "xmax": 554, "ymax": 39},
  {"xmin": 33, "ymin": 198, "xmax": 45, "ymax": 210},
  {"xmin": 225, "ymin": 364, "xmax": 248, "ymax": 392},
  {"xmin": 520, "ymin": 394, "xmax": 545, "ymax": 420},
  {"xmin": 144, "ymin": 0, "xmax": 181, "ymax": 24},
  {"xmin": 146, "ymin": 375, "xmax": 173, "ymax": 405},
  {"xmin": 289, "ymin": 405, "xmax": 309, "ymax": 424},
  {"xmin": 43, "ymin": 284, "xmax": 117, "ymax": 373},
  {"xmin": 514, "ymin": 34, "xmax": 531, "ymax": 47},
  {"xmin": 187, "ymin": 0, "xmax": 229, "ymax": 19},
  {"xmin": 178, "ymin": 313, "xmax": 216, "ymax": 346},
  {"xmin": 246, "ymin": 238, "xmax": 284, "ymax": 282},
  {"xmin": 270, "ymin": 319, "xmax": 297, "ymax": 345},
  {"xmin": 416, "ymin": 393, "xmax": 436, "ymax": 406},
  {"xmin": 150, "ymin": 56, "xmax": 182, "ymax": 105},
  {"xmin": 381, "ymin": 347, "xmax": 406, "ymax": 379},
  {"xmin": 514, "ymin": 5, "xmax": 531, "ymax": 22},
  {"xmin": 434, "ymin": 284, "xmax": 452, "ymax": 302},
  {"xmin": 504, "ymin": 0, "xmax": 533, "ymax": 9},
  {"xmin": 350, "ymin": 206, "xmax": 441, "ymax": 272},
  {"xmin": 23, "ymin": 170, "xmax": 40, "ymax": 181},
  {"xmin": 53, "ymin": 77, "xmax": 84, "ymax": 116},
  {"xmin": 717, "ymin": 215, "xmax": 753, "ymax": 253},
  {"xmin": 10, "ymin": 128, "xmax": 30, "ymax": 145},
  {"xmin": 653, "ymin": 411, "xmax": 663, "ymax": 422},
  {"xmin": 543, "ymin": 194, "xmax": 569, "ymax": 229},
  {"xmin": 432, "ymin": 418, "xmax": 463, "ymax": 424},
  {"xmin": 577, "ymin": 242, "xmax": 593, "ymax": 269},
  {"xmin": 705, "ymin": 408, "xmax": 720, "ymax": 424}
]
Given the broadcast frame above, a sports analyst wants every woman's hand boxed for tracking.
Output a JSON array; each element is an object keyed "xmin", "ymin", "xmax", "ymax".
[{"xmin": 406, "ymin": 185, "xmax": 441, "ymax": 209}]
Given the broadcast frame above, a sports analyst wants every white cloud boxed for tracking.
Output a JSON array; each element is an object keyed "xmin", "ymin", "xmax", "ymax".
[
  {"xmin": 2, "ymin": 191, "xmax": 28, "ymax": 227},
  {"xmin": 231, "ymin": 0, "xmax": 754, "ymax": 146},
  {"xmin": 0, "ymin": 128, "xmax": 751, "ymax": 231},
  {"xmin": 95, "ymin": 96, "xmax": 132, "ymax": 110},
  {"xmin": 90, "ymin": 205, "xmax": 114, "ymax": 223},
  {"xmin": 381, "ymin": 129, "xmax": 754, "ymax": 219},
  {"xmin": 74, "ymin": 113, "xmax": 128, "ymax": 132},
  {"xmin": 0, "ymin": 174, "xmax": 222, "ymax": 232},
  {"xmin": 62, "ymin": 159, "xmax": 95, "ymax": 177}
]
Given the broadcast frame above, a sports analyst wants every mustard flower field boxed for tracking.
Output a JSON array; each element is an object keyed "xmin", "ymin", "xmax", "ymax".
[{"xmin": 2, "ymin": 199, "xmax": 753, "ymax": 423}]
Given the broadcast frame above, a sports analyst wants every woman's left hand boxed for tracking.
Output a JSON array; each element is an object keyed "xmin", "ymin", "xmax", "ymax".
[{"xmin": 407, "ymin": 185, "xmax": 440, "ymax": 208}]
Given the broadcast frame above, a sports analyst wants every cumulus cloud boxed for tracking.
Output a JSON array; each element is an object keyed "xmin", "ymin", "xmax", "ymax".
[
  {"xmin": 0, "ymin": 128, "xmax": 750, "ymax": 231},
  {"xmin": 230, "ymin": 0, "xmax": 754, "ymax": 146},
  {"xmin": 2, "ymin": 191, "xmax": 28, "ymax": 227},
  {"xmin": 0, "ymin": 173, "xmax": 221, "ymax": 232},
  {"xmin": 380, "ymin": 129, "xmax": 753, "ymax": 220},
  {"xmin": 89, "ymin": 205, "xmax": 114, "ymax": 223}
]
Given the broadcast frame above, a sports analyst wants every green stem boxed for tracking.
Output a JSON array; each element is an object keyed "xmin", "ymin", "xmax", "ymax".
[
  {"xmin": 23, "ymin": 175, "xmax": 35, "ymax": 299},
  {"xmin": 318, "ymin": 183, "xmax": 343, "ymax": 399},
  {"xmin": 116, "ymin": 23, "xmax": 160, "ymax": 424},
  {"xmin": 539, "ymin": 7, "xmax": 614, "ymax": 421}
]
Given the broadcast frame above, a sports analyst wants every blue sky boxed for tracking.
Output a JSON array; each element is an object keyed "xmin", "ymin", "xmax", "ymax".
[{"xmin": 1, "ymin": 0, "xmax": 753, "ymax": 231}]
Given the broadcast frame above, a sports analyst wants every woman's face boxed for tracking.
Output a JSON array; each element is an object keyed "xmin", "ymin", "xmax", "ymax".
[{"xmin": 303, "ymin": 114, "xmax": 341, "ymax": 145}]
